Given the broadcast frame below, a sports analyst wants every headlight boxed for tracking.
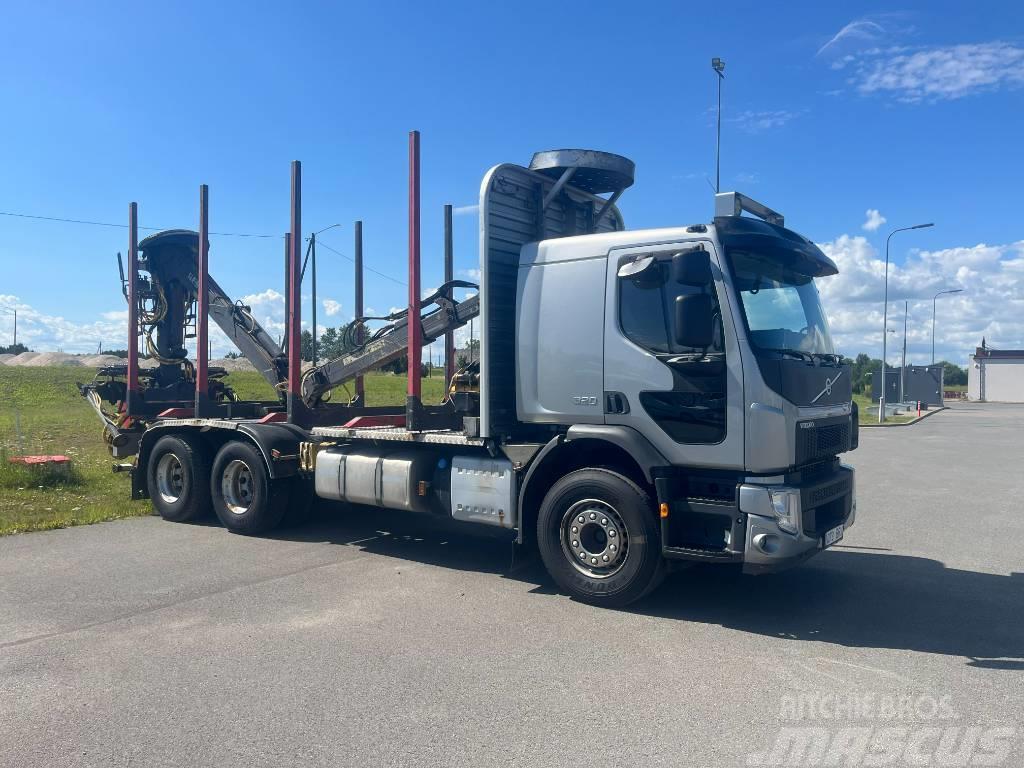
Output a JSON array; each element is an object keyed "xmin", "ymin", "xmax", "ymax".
[{"xmin": 768, "ymin": 488, "xmax": 800, "ymax": 535}]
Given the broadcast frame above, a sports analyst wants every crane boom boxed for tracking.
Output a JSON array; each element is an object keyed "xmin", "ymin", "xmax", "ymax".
[{"xmin": 301, "ymin": 290, "xmax": 478, "ymax": 407}]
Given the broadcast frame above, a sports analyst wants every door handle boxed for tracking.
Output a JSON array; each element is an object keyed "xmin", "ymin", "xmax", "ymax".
[{"xmin": 604, "ymin": 391, "xmax": 630, "ymax": 414}]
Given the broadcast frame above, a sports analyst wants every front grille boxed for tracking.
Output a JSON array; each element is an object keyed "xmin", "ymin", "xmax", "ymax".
[{"xmin": 796, "ymin": 418, "xmax": 851, "ymax": 463}]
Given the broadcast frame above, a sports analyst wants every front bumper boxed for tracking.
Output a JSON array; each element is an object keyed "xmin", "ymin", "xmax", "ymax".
[
  {"xmin": 656, "ymin": 463, "xmax": 855, "ymax": 572},
  {"xmin": 738, "ymin": 464, "xmax": 855, "ymax": 574}
]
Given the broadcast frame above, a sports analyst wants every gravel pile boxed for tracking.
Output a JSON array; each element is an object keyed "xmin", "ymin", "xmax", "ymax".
[
  {"xmin": 210, "ymin": 357, "xmax": 256, "ymax": 372},
  {"xmin": 5, "ymin": 351, "xmax": 41, "ymax": 365},
  {"xmin": 20, "ymin": 352, "xmax": 85, "ymax": 367},
  {"xmin": 78, "ymin": 354, "xmax": 128, "ymax": 367}
]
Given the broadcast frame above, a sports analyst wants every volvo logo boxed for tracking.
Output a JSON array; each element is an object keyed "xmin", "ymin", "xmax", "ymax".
[{"xmin": 811, "ymin": 371, "xmax": 843, "ymax": 403}]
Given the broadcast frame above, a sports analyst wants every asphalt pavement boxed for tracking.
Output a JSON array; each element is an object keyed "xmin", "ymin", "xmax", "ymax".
[{"xmin": 1, "ymin": 402, "xmax": 1022, "ymax": 767}]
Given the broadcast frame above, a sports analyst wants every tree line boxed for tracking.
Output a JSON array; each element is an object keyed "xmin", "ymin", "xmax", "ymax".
[{"xmin": 845, "ymin": 353, "xmax": 967, "ymax": 393}]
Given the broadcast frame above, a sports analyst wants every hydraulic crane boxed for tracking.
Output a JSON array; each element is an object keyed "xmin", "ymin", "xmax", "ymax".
[{"xmin": 82, "ymin": 224, "xmax": 479, "ymax": 446}]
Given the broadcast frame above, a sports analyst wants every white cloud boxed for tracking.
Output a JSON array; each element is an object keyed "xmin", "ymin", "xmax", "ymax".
[
  {"xmin": 459, "ymin": 268, "xmax": 481, "ymax": 282},
  {"xmin": 454, "ymin": 204, "xmax": 479, "ymax": 216},
  {"xmin": 817, "ymin": 19, "xmax": 886, "ymax": 57},
  {"xmin": 322, "ymin": 298, "xmax": 342, "ymax": 317},
  {"xmin": 862, "ymin": 209, "xmax": 887, "ymax": 232},
  {"xmin": 237, "ymin": 288, "xmax": 286, "ymax": 343},
  {"xmin": 0, "ymin": 294, "xmax": 128, "ymax": 354},
  {"xmin": 839, "ymin": 42, "xmax": 1024, "ymax": 103},
  {"xmin": 815, "ymin": 236, "xmax": 1024, "ymax": 364}
]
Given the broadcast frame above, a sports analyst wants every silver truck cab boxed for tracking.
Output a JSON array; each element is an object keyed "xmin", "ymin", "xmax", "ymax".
[{"xmin": 497, "ymin": 159, "xmax": 857, "ymax": 575}]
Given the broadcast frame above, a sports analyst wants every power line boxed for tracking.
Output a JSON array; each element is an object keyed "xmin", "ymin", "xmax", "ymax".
[
  {"xmin": 1, "ymin": 207, "xmax": 406, "ymax": 288},
  {"xmin": 0, "ymin": 210, "xmax": 279, "ymax": 238},
  {"xmin": 316, "ymin": 239, "xmax": 407, "ymax": 286}
]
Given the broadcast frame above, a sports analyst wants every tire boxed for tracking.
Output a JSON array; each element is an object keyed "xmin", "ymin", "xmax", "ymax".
[
  {"xmin": 210, "ymin": 440, "xmax": 289, "ymax": 535},
  {"xmin": 537, "ymin": 468, "xmax": 665, "ymax": 607},
  {"xmin": 146, "ymin": 434, "xmax": 212, "ymax": 523}
]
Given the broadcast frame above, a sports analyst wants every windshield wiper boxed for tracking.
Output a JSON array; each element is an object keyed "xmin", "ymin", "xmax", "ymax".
[
  {"xmin": 810, "ymin": 352, "xmax": 842, "ymax": 366},
  {"xmin": 762, "ymin": 347, "xmax": 815, "ymax": 362}
]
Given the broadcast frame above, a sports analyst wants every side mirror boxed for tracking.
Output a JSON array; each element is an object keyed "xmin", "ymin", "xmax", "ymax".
[
  {"xmin": 672, "ymin": 247, "xmax": 712, "ymax": 286},
  {"xmin": 674, "ymin": 294, "xmax": 713, "ymax": 348}
]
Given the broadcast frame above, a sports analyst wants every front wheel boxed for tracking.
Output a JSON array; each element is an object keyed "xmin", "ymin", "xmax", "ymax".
[
  {"xmin": 537, "ymin": 469, "xmax": 665, "ymax": 607},
  {"xmin": 210, "ymin": 440, "xmax": 289, "ymax": 535}
]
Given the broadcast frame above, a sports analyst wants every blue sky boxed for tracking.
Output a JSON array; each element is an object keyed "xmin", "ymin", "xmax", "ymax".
[{"xmin": 1, "ymin": 0, "xmax": 1021, "ymax": 365}]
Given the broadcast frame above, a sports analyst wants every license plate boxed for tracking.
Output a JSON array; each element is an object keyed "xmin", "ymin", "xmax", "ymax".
[{"xmin": 823, "ymin": 524, "xmax": 844, "ymax": 548}]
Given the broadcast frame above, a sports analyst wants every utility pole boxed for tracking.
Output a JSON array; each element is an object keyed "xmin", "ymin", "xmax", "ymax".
[
  {"xmin": 879, "ymin": 222, "xmax": 933, "ymax": 421},
  {"xmin": 711, "ymin": 58, "xmax": 726, "ymax": 193}
]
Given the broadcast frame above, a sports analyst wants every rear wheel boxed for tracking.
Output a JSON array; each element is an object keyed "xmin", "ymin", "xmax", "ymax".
[
  {"xmin": 210, "ymin": 440, "xmax": 288, "ymax": 535},
  {"xmin": 146, "ymin": 434, "xmax": 212, "ymax": 523},
  {"xmin": 537, "ymin": 468, "xmax": 665, "ymax": 607}
]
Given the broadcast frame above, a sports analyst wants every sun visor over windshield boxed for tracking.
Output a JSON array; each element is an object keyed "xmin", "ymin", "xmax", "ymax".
[{"xmin": 714, "ymin": 216, "xmax": 837, "ymax": 278}]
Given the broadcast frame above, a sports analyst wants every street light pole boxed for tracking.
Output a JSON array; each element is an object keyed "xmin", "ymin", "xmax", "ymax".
[
  {"xmin": 307, "ymin": 223, "xmax": 341, "ymax": 368},
  {"xmin": 712, "ymin": 58, "xmax": 725, "ymax": 193},
  {"xmin": 879, "ymin": 222, "xmax": 933, "ymax": 422},
  {"xmin": 900, "ymin": 300, "xmax": 907, "ymax": 404},
  {"xmin": 931, "ymin": 288, "xmax": 963, "ymax": 365}
]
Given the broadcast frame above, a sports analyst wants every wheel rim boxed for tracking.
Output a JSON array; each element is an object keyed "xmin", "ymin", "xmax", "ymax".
[
  {"xmin": 221, "ymin": 459, "xmax": 254, "ymax": 515},
  {"xmin": 560, "ymin": 499, "xmax": 629, "ymax": 578},
  {"xmin": 155, "ymin": 452, "xmax": 187, "ymax": 504}
]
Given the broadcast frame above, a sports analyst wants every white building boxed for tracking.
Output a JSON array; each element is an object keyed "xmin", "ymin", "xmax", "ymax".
[{"xmin": 968, "ymin": 344, "xmax": 1024, "ymax": 402}]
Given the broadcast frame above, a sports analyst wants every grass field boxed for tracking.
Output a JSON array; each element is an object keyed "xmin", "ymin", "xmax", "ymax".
[{"xmin": 0, "ymin": 367, "xmax": 446, "ymax": 536}]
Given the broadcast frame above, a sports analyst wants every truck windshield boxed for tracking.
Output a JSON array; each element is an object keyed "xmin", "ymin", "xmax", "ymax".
[{"xmin": 726, "ymin": 249, "xmax": 835, "ymax": 356}]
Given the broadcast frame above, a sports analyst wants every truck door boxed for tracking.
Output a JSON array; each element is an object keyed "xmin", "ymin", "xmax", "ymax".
[{"xmin": 603, "ymin": 241, "xmax": 745, "ymax": 470}]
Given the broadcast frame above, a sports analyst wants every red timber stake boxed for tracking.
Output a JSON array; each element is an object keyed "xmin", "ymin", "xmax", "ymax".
[
  {"xmin": 406, "ymin": 131, "xmax": 423, "ymax": 430},
  {"xmin": 126, "ymin": 202, "xmax": 139, "ymax": 417},
  {"xmin": 195, "ymin": 184, "xmax": 210, "ymax": 416},
  {"xmin": 354, "ymin": 219, "xmax": 365, "ymax": 404},
  {"xmin": 444, "ymin": 203, "xmax": 455, "ymax": 386},
  {"xmin": 287, "ymin": 161, "xmax": 306, "ymax": 425}
]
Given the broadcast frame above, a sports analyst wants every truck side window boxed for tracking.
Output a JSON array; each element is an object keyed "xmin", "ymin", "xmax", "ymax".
[
  {"xmin": 619, "ymin": 261, "xmax": 723, "ymax": 355},
  {"xmin": 618, "ymin": 254, "xmax": 727, "ymax": 444}
]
